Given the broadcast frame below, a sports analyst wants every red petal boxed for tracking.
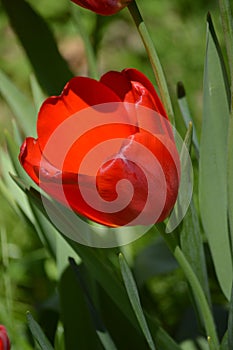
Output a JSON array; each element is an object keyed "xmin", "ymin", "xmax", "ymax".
[
  {"xmin": 71, "ymin": 0, "xmax": 131, "ymax": 15},
  {"xmin": 96, "ymin": 131, "xmax": 180, "ymax": 225},
  {"xmin": 37, "ymin": 76, "xmax": 138, "ymax": 173},
  {"xmin": 101, "ymin": 69, "xmax": 173, "ymax": 139},
  {"xmin": 122, "ymin": 68, "xmax": 168, "ymax": 118}
]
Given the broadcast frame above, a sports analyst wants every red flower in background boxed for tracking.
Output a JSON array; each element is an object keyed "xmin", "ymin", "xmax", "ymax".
[
  {"xmin": 0, "ymin": 326, "xmax": 10, "ymax": 350},
  {"xmin": 19, "ymin": 68, "xmax": 180, "ymax": 227},
  {"xmin": 71, "ymin": 0, "xmax": 132, "ymax": 15}
]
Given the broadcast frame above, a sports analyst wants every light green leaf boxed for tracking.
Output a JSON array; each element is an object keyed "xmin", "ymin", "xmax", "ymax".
[
  {"xmin": 0, "ymin": 69, "xmax": 36, "ymax": 137},
  {"xmin": 30, "ymin": 74, "xmax": 46, "ymax": 114},
  {"xmin": 228, "ymin": 115, "xmax": 233, "ymax": 257},
  {"xmin": 119, "ymin": 253, "xmax": 156, "ymax": 350},
  {"xmin": 199, "ymin": 14, "xmax": 232, "ymax": 300},
  {"xmin": 27, "ymin": 312, "xmax": 54, "ymax": 350}
]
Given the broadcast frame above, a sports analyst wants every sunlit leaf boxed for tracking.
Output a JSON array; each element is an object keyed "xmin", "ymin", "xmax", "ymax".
[
  {"xmin": 199, "ymin": 14, "xmax": 232, "ymax": 300},
  {"xmin": 0, "ymin": 69, "xmax": 36, "ymax": 137}
]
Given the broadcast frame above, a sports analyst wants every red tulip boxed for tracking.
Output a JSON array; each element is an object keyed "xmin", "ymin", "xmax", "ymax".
[
  {"xmin": 70, "ymin": 0, "xmax": 132, "ymax": 16},
  {"xmin": 19, "ymin": 68, "xmax": 180, "ymax": 227},
  {"xmin": 0, "ymin": 326, "xmax": 10, "ymax": 350}
]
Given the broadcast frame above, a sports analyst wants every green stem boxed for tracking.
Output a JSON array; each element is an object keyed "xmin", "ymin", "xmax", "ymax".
[
  {"xmin": 218, "ymin": 0, "xmax": 233, "ymax": 109},
  {"xmin": 72, "ymin": 7, "xmax": 98, "ymax": 79},
  {"xmin": 128, "ymin": 0, "xmax": 174, "ymax": 124},
  {"xmin": 157, "ymin": 225, "xmax": 219, "ymax": 350}
]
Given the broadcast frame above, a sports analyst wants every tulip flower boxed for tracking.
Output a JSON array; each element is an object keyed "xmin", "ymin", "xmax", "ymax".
[
  {"xmin": 0, "ymin": 325, "xmax": 10, "ymax": 350},
  {"xmin": 70, "ymin": 0, "xmax": 132, "ymax": 16},
  {"xmin": 19, "ymin": 68, "xmax": 180, "ymax": 227}
]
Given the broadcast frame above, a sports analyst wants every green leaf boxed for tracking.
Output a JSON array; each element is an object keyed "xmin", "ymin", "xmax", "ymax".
[
  {"xmin": 177, "ymin": 81, "xmax": 199, "ymax": 158},
  {"xmin": 180, "ymin": 201, "xmax": 210, "ymax": 304},
  {"xmin": 59, "ymin": 265, "xmax": 103, "ymax": 350},
  {"xmin": 166, "ymin": 122, "xmax": 193, "ymax": 233},
  {"xmin": 220, "ymin": 331, "xmax": 228, "ymax": 350},
  {"xmin": 30, "ymin": 74, "xmax": 46, "ymax": 113},
  {"xmin": 0, "ymin": 150, "xmax": 35, "ymax": 222},
  {"xmin": 134, "ymin": 238, "xmax": 178, "ymax": 287},
  {"xmin": 228, "ymin": 284, "xmax": 233, "ymax": 349},
  {"xmin": 228, "ymin": 115, "xmax": 233, "ymax": 257},
  {"xmin": 0, "ymin": 69, "xmax": 36, "ymax": 137},
  {"xmin": 69, "ymin": 258, "xmax": 118, "ymax": 350},
  {"xmin": 199, "ymin": 14, "xmax": 232, "ymax": 300},
  {"xmin": 2, "ymin": 0, "xmax": 73, "ymax": 95},
  {"xmin": 12, "ymin": 175, "xmax": 181, "ymax": 349},
  {"xmin": 27, "ymin": 312, "xmax": 54, "ymax": 350},
  {"xmin": 119, "ymin": 253, "xmax": 156, "ymax": 350}
]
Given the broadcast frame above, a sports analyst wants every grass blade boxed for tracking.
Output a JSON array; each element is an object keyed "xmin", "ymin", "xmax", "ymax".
[{"xmin": 119, "ymin": 253, "xmax": 156, "ymax": 350}]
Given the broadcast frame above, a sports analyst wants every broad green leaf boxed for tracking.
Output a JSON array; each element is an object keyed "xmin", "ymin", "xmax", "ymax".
[
  {"xmin": 199, "ymin": 14, "xmax": 232, "ymax": 300},
  {"xmin": 0, "ymin": 69, "xmax": 36, "ymax": 137},
  {"xmin": 2, "ymin": 0, "xmax": 73, "ymax": 96},
  {"xmin": 119, "ymin": 253, "xmax": 156, "ymax": 350},
  {"xmin": 27, "ymin": 312, "xmax": 54, "ymax": 350},
  {"xmin": 59, "ymin": 265, "xmax": 102, "ymax": 350},
  {"xmin": 228, "ymin": 116, "xmax": 233, "ymax": 257}
]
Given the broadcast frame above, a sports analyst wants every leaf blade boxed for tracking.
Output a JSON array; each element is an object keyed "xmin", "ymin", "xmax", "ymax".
[{"xmin": 199, "ymin": 14, "xmax": 232, "ymax": 300}]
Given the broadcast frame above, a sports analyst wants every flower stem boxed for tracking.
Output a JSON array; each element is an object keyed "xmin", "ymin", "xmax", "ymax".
[
  {"xmin": 128, "ymin": 0, "xmax": 174, "ymax": 124},
  {"xmin": 157, "ymin": 225, "xmax": 219, "ymax": 350}
]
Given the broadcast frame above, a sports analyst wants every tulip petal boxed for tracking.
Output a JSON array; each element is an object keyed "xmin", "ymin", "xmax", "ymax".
[
  {"xmin": 122, "ymin": 68, "xmax": 168, "ymax": 118},
  {"xmin": 97, "ymin": 131, "xmax": 180, "ymax": 225},
  {"xmin": 37, "ymin": 76, "xmax": 138, "ymax": 173},
  {"xmin": 71, "ymin": 0, "xmax": 131, "ymax": 16}
]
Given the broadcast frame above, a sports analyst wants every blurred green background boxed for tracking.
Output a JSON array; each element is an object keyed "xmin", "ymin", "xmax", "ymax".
[{"xmin": 0, "ymin": 0, "xmax": 225, "ymax": 348}]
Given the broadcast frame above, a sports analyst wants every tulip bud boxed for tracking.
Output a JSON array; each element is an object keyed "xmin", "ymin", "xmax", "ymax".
[
  {"xmin": 0, "ymin": 325, "xmax": 10, "ymax": 350},
  {"xmin": 71, "ymin": 0, "xmax": 132, "ymax": 16}
]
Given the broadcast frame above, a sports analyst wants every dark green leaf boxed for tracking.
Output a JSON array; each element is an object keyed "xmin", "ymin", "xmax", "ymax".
[
  {"xmin": 69, "ymin": 258, "xmax": 118, "ymax": 350},
  {"xmin": 27, "ymin": 312, "xmax": 54, "ymax": 350},
  {"xmin": 59, "ymin": 265, "xmax": 102, "ymax": 350},
  {"xmin": 228, "ymin": 284, "xmax": 233, "ymax": 349},
  {"xmin": 134, "ymin": 238, "xmax": 178, "ymax": 287},
  {"xmin": 2, "ymin": 0, "xmax": 73, "ymax": 95}
]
